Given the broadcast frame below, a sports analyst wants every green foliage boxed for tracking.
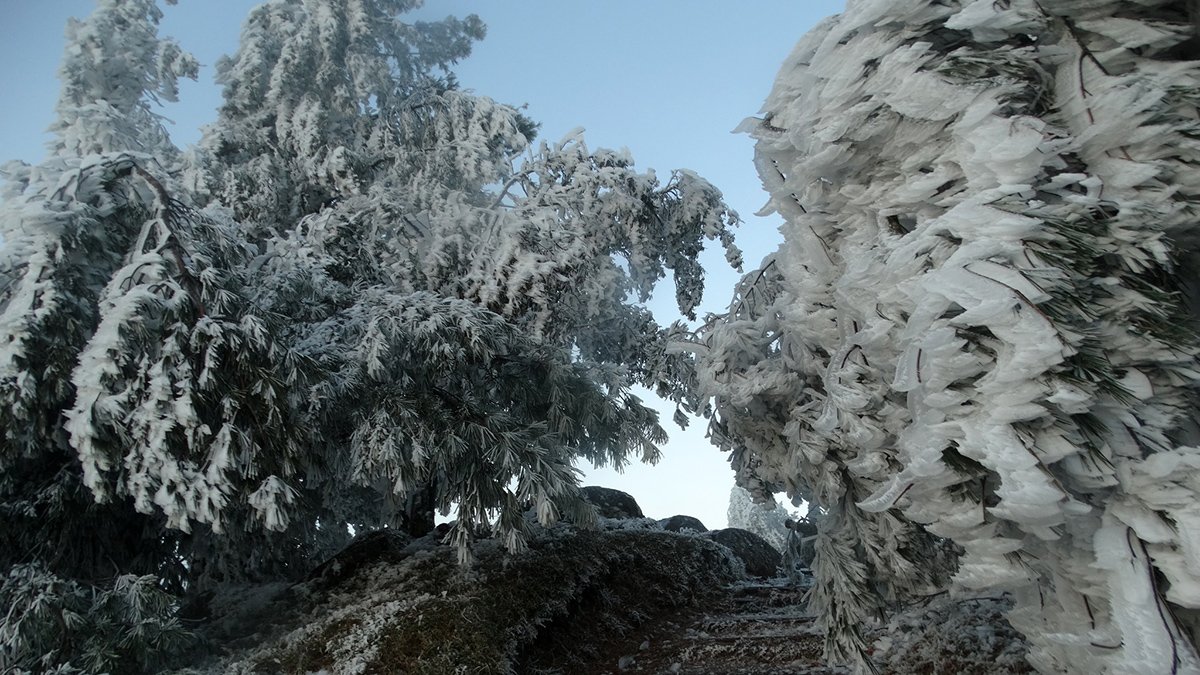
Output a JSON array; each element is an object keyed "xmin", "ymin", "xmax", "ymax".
[{"xmin": 0, "ymin": 564, "xmax": 193, "ymax": 674}]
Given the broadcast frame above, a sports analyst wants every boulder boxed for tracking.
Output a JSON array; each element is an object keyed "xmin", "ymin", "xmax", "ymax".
[
  {"xmin": 658, "ymin": 515, "xmax": 707, "ymax": 533},
  {"xmin": 305, "ymin": 528, "xmax": 413, "ymax": 591},
  {"xmin": 703, "ymin": 528, "xmax": 782, "ymax": 578},
  {"xmin": 580, "ymin": 486, "xmax": 644, "ymax": 519},
  {"xmin": 196, "ymin": 526, "xmax": 740, "ymax": 674}
]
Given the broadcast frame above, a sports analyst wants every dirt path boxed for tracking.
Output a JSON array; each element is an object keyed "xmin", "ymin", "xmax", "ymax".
[{"xmin": 575, "ymin": 578, "xmax": 843, "ymax": 675}]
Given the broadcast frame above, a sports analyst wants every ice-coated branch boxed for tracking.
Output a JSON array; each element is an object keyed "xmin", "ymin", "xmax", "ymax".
[{"xmin": 697, "ymin": 0, "xmax": 1200, "ymax": 671}]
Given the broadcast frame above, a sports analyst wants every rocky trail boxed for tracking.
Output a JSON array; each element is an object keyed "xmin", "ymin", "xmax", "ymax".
[
  {"xmin": 172, "ymin": 504, "xmax": 1031, "ymax": 674},
  {"xmin": 575, "ymin": 578, "xmax": 842, "ymax": 675}
]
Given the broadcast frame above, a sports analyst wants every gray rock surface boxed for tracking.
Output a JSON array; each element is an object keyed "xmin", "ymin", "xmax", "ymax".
[
  {"xmin": 179, "ymin": 526, "xmax": 740, "ymax": 674},
  {"xmin": 581, "ymin": 485, "xmax": 644, "ymax": 519},
  {"xmin": 659, "ymin": 515, "xmax": 708, "ymax": 533},
  {"xmin": 704, "ymin": 528, "xmax": 783, "ymax": 578},
  {"xmin": 304, "ymin": 528, "xmax": 413, "ymax": 591}
]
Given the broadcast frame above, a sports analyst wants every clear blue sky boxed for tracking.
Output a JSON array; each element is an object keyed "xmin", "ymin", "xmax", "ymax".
[{"xmin": 0, "ymin": 0, "xmax": 844, "ymax": 529}]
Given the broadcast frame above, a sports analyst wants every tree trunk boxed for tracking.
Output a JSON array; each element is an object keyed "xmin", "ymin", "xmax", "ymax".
[{"xmin": 402, "ymin": 481, "xmax": 436, "ymax": 537}]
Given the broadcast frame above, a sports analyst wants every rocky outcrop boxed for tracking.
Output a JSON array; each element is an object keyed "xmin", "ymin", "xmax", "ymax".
[
  {"xmin": 580, "ymin": 485, "xmax": 644, "ymax": 519},
  {"xmin": 167, "ymin": 524, "xmax": 1030, "ymax": 675},
  {"xmin": 659, "ymin": 514, "xmax": 708, "ymax": 533},
  {"xmin": 704, "ymin": 528, "xmax": 782, "ymax": 578},
  {"xmin": 179, "ymin": 526, "xmax": 740, "ymax": 674},
  {"xmin": 304, "ymin": 528, "xmax": 413, "ymax": 591}
]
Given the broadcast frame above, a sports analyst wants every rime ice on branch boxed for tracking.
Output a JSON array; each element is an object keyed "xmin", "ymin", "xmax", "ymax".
[{"xmin": 696, "ymin": 1, "xmax": 1200, "ymax": 672}]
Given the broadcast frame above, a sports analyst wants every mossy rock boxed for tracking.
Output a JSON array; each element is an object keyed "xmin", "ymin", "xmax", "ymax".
[
  {"xmin": 195, "ymin": 526, "xmax": 739, "ymax": 674},
  {"xmin": 703, "ymin": 528, "xmax": 782, "ymax": 578},
  {"xmin": 305, "ymin": 528, "xmax": 414, "ymax": 592}
]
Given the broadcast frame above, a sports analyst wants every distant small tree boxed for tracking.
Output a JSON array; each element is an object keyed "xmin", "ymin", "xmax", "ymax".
[
  {"xmin": 726, "ymin": 485, "xmax": 793, "ymax": 553},
  {"xmin": 697, "ymin": 1, "xmax": 1200, "ymax": 672}
]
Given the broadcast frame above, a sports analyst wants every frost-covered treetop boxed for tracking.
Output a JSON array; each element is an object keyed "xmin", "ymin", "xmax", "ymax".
[
  {"xmin": 194, "ymin": 0, "xmax": 508, "ymax": 230},
  {"xmin": 700, "ymin": 0, "xmax": 1200, "ymax": 671},
  {"xmin": 726, "ymin": 485, "xmax": 794, "ymax": 553},
  {"xmin": 52, "ymin": 0, "xmax": 198, "ymax": 160}
]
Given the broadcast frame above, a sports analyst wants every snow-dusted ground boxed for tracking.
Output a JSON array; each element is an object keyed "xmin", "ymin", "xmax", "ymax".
[
  {"xmin": 164, "ymin": 522, "xmax": 1031, "ymax": 674},
  {"xmin": 568, "ymin": 579, "xmax": 1030, "ymax": 674}
]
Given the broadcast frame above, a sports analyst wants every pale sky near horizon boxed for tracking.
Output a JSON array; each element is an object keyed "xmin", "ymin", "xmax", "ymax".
[{"xmin": 0, "ymin": 0, "xmax": 844, "ymax": 529}]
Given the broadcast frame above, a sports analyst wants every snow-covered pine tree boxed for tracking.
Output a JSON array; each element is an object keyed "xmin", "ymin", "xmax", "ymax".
[
  {"xmin": 188, "ymin": 0, "xmax": 742, "ymax": 559},
  {"xmin": 696, "ymin": 1, "xmax": 1200, "ymax": 672},
  {"xmin": 0, "ymin": 0, "xmax": 202, "ymax": 582},
  {"xmin": 0, "ymin": 564, "xmax": 193, "ymax": 673},
  {"xmin": 0, "ymin": 1, "xmax": 249, "ymax": 669},
  {"xmin": 2, "ymin": 12, "xmax": 741, "ymax": 666},
  {"xmin": 2, "ymin": 0, "xmax": 337, "ymax": 598},
  {"xmin": 727, "ymin": 484, "xmax": 794, "ymax": 553}
]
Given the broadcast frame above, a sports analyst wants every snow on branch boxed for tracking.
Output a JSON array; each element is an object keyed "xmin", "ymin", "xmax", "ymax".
[{"xmin": 698, "ymin": 0, "xmax": 1200, "ymax": 671}]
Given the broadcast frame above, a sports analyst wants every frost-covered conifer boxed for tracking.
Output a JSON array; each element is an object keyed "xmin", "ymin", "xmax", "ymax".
[
  {"xmin": 697, "ymin": 1, "xmax": 1200, "ymax": 672},
  {"xmin": 2, "ymin": 8, "xmax": 741, "ymax": 653},
  {"xmin": 0, "ymin": 0, "xmax": 215, "ymax": 583},
  {"xmin": 0, "ymin": 564, "xmax": 193, "ymax": 673},
  {"xmin": 49, "ymin": 0, "xmax": 197, "ymax": 160},
  {"xmin": 2, "ymin": 0, "xmax": 328, "ymax": 601},
  {"xmin": 190, "ymin": 0, "xmax": 505, "ymax": 232},
  {"xmin": 727, "ymin": 485, "xmax": 793, "ymax": 552},
  {"xmin": 188, "ymin": 0, "xmax": 742, "ymax": 557},
  {"xmin": 0, "ymin": 2, "xmax": 254, "ymax": 669}
]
